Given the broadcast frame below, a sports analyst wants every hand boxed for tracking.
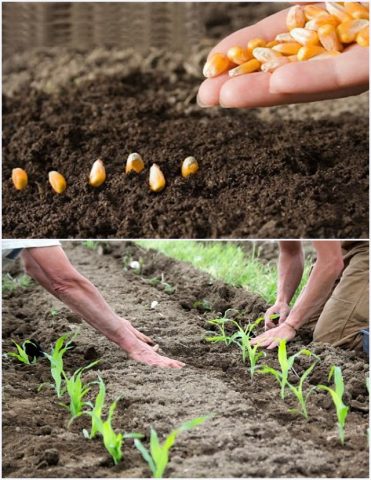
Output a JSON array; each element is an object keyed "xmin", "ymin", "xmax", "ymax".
[
  {"xmin": 251, "ymin": 322, "xmax": 297, "ymax": 349},
  {"xmin": 264, "ymin": 301, "xmax": 291, "ymax": 330},
  {"xmin": 197, "ymin": 7, "xmax": 369, "ymax": 109}
]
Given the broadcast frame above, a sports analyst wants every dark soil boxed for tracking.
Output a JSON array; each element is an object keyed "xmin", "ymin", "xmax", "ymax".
[
  {"xmin": 2, "ymin": 242, "xmax": 369, "ymax": 478},
  {"xmin": 2, "ymin": 72, "xmax": 369, "ymax": 238}
]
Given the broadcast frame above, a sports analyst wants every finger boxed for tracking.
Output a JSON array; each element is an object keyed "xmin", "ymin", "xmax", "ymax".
[
  {"xmin": 278, "ymin": 310, "xmax": 289, "ymax": 324},
  {"xmin": 198, "ymin": 74, "xmax": 230, "ymax": 107},
  {"xmin": 207, "ymin": 8, "xmax": 290, "ymax": 60},
  {"xmin": 270, "ymin": 46, "xmax": 369, "ymax": 95},
  {"xmin": 267, "ymin": 340, "xmax": 280, "ymax": 350},
  {"xmin": 265, "ymin": 320, "xmax": 276, "ymax": 330}
]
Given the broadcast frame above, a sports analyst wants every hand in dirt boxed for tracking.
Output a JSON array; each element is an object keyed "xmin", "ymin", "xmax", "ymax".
[
  {"xmin": 122, "ymin": 319, "xmax": 155, "ymax": 346},
  {"xmin": 197, "ymin": 8, "xmax": 369, "ymax": 109},
  {"xmin": 264, "ymin": 302, "xmax": 291, "ymax": 330},
  {"xmin": 128, "ymin": 343, "xmax": 185, "ymax": 369},
  {"xmin": 251, "ymin": 322, "xmax": 296, "ymax": 350}
]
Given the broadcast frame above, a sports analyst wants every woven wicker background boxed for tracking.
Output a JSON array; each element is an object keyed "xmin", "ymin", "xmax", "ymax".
[{"xmin": 2, "ymin": 2, "xmax": 206, "ymax": 56}]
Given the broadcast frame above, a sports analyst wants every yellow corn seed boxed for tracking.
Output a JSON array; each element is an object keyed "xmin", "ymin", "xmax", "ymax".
[
  {"xmin": 228, "ymin": 59, "xmax": 261, "ymax": 77},
  {"xmin": 297, "ymin": 45, "xmax": 326, "ymax": 61},
  {"xmin": 252, "ymin": 47, "xmax": 281, "ymax": 63},
  {"xmin": 149, "ymin": 164, "xmax": 166, "ymax": 192},
  {"xmin": 287, "ymin": 5, "xmax": 306, "ymax": 30},
  {"xmin": 325, "ymin": 2, "xmax": 352, "ymax": 22},
  {"xmin": 203, "ymin": 52, "xmax": 230, "ymax": 78},
  {"xmin": 89, "ymin": 159, "xmax": 106, "ymax": 187},
  {"xmin": 227, "ymin": 46, "xmax": 252, "ymax": 65},
  {"xmin": 12, "ymin": 168, "xmax": 28, "ymax": 191},
  {"xmin": 356, "ymin": 25, "xmax": 370, "ymax": 46},
  {"xmin": 181, "ymin": 157, "xmax": 199, "ymax": 178},
  {"xmin": 308, "ymin": 50, "xmax": 341, "ymax": 61},
  {"xmin": 290, "ymin": 28, "xmax": 319, "ymax": 45},
  {"xmin": 337, "ymin": 18, "xmax": 369, "ymax": 42},
  {"xmin": 48, "ymin": 171, "xmax": 66, "ymax": 194},
  {"xmin": 305, "ymin": 15, "xmax": 340, "ymax": 31},
  {"xmin": 275, "ymin": 32, "xmax": 294, "ymax": 43},
  {"xmin": 261, "ymin": 56, "xmax": 290, "ymax": 72},
  {"xmin": 318, "ymin": 24, "xmax": 343, "ymax": 51},
  {"xmin": 126, "ymin": 152, "xmax": 145, "ymax": 174},
  {"xmin": 266, "ymin": 40, "xmax": 280, "ymax": 48},
  {"xmin": 344, "ymin": 2, "xmax": 369, "ymax": 20},
  {"xmin": 272, "ymin": 42, "xmax": 302, "ymax": 55},
  {"xmin": 304, "ymin": 5, "xmax": 329, "ymax": 20},
  {"xmin": 288, "ymin": 55, "xmax": 299, "ymax": 62},
  {"xmin": 247, "ymin": 38, "xmax": 266, "ymax": 50}
]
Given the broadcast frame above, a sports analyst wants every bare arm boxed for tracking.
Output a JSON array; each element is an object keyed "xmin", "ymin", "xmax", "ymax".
[
  {"xmin": 21, "ymin": 246, "xmax": 184, "ymax": 368},
  {"xmin": 264, "ymin": 241, "xmax": 304, "ymax": 328},
  {"xmin": 253, "ymin": 241, "xmax": 343, "ymax": 348}
]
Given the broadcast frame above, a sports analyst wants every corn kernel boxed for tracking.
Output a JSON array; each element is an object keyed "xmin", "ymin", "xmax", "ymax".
[
  {"xmin": 227, "ymin": 46, "xmax": 252, "ymax": 65},
  {"xmin": 297, "ymin": 45, "xmax": 326, "ymax": 61},
  {"xmin": 272, "ymin": 42, "xmax": 302, "ymax": 55},
  {"xmin": 304, "ymin": 5, "xmax": 329, "ymax": 20},
  {"xmin": 290, "ymin": 28, "xmax": 319, "ymax": 45},
  {"xmin": 325, "ymin": 2, "xmax": 352, "ymax": 22},
  {"xmin": 318, "ymin": 24, "xmax": 343, "ymax": 51},
  {"xmin": 228, "ymin": 59, "xmax": 261, "ymax": 77},
  {"xmin": 344, "ymin": 2, "xmax": 369, "ymax": 20},
  {"xmin": 247, "ymin": 38, "xmax": 266, "ymax": 50},
  {"xmin": 288, "ymin": 55, "xmax": 299, "ymax": 62},
  {"xmin": 305, "ymin": 15, "xmax": 340, "ymax": 31},
  {"xmin": 203, "ymin": 53, "xmax": 230, "ymax": 78},
  {"xmin": 48, "ymin": 171, "xmax": 66, "ymax": 194},
  {"xmin": 89, "ymin": 159, "xmax": 106, "ymax": 187},
  {"xmin": 261, "ymin": 56, "xmax": 290, "ymax": 72},
  {"xmin": 337, "ymin": 18, "xmax": 369, "ymax": 42},
  {"xmin": 308, "ymin": 50, "xmax": 341, "ymax": 61},
  {"xmin": 356, "ymin": 25, "xmax": 370, "ymax": 46},
  {"xmin": 126, "ymin": 152, "xmax": 145, "ymax": 174},
  {"xmin": 266, "ymin": 40, "xmax": 280, "ymax": 48},
  {"xmin": 12, "ymin": 168, "xmax": 28, "ymax": 191},
  {"xmin": 181, "ymin": 157, "xmax": 199, "ymax": 177},
  {"xmin": 275, "ymin": 32, "xmax": 294, "ymax": 43},
  {"xmin": 287, "ymin": 5, "xmax": 306, "ymax": 30},
  {"xmin": 149, "ymin": 164, "xmax": 166, "ymax": 192},
  {"xmin": 252, "ymin": 47, "xmax": 281, "ymax": 63}
]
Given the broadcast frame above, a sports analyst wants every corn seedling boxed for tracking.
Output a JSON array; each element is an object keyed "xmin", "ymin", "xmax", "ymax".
[
  {"xmin": 7, "ymin": 340, "xmax": 38, "ymax": 365},
  {"xmin": 317, "ymin": 366, "xmax": 349, "ymax": 444},
  {"xmin": 2, "ymin": 273, "xmax": 32, "ymax": 292},
  {"xmin": 61, "ymin": 361, "xmax": 99, "ymax": 423},
  {"xmin": 134, "ymin": 416, "xmax": 210, "ymax": 478},
  {"xmin": 192, "ymin": 299, "xmax": 212, "ymax": 312},
  {"xmin": 82, "ymin": 240, "xmax": 99, "ymax": 250},
  {"xmin": 287, "ymin": 356, "xmax": 319, "ymax": 419},
  {"xmin": 259, "ymin": 340, "xmax": 317, "ymax": 400},
  {"xmin": 43, "ymin": 333, "xmax": 75, "ymax": 398},
  {"xmin": 83, "ymin": 375, "xmax": 106, "ymax": 439},
  {"xmin": 88, "ymin": 399, "xmax": 143, "ymax": 465}
]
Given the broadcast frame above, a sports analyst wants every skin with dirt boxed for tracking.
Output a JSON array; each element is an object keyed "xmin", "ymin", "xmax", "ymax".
[
  {"xmin": 2, "ymin": 242, "xmax": 369, "ymax": 478},
  {"xmin": 2, "ymin": 4, "xmax": 369, "ymax": 239}
]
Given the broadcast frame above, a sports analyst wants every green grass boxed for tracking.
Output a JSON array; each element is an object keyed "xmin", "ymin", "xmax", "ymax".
[
  {"xmin": 2, "ymin": 273, "xmax": 32, "ymax": 292},
  {"xmin": 137, "ymin": 241, "xmax": 310, "ymax": 304}
]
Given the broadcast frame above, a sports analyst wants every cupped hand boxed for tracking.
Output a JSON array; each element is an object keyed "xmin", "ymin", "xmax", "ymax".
[
  {"xmin": 264, "ymin": 302, "xmax": 291, "ymax": 330},
  {"xmin": 251, "ymin": 322, "xmax": 296, "ymax": 349},
  {"xmin": 197, "ymin": 7, "xmax": 369, "ymax": 109}
]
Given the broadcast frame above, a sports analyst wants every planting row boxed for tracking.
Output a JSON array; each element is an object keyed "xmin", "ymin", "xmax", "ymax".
[{"xmin": 11, "ymin": 154, "xmax": 199, "ymax": 194}]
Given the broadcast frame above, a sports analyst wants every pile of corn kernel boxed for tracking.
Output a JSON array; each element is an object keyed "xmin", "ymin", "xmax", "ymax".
[
  {"xmin": 203, "ymin": 2, "xmax": 369, "ymax": 78},
  {"xmin": 11, "ymin": 154, "xmax": 199, "ymax": 194}
]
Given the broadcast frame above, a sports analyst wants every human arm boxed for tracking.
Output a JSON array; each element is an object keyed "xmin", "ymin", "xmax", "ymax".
[
  {"xmin": 264, "ymin": 241, "xmax": 304, "ymax": 329},
  {"xmin": 252, "ymin": 241, "xmax": 344, "ymax": 348},
  {"xmin": 197, "ymin": 6, "xmax": 369, "ymax": 108},
  {"xmin": 21, "ymin": 246, "xmax": 185, "ymax": 368}
]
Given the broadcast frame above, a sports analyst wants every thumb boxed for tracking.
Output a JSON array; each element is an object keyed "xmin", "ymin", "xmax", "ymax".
[{"xmin": 270, "ymin": 46, "xmax": 369, "ymax": 95}]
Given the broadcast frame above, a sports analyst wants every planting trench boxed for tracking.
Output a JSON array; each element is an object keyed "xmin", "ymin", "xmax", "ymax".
[
  {"xmin": 2, "ymin": 242, "xmax": 369, "ymax": 478},
  {"xmin": 2, "ymin": 4, "xmax": 369, "ymax": 239}
]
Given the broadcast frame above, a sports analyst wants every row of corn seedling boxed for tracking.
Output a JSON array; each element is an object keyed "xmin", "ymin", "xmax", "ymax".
[
  {"xmin": 11, "ymin": 153, "xmax": 199, "ymax": 194},
  {"xmin": 205, "ymin": 314, "xmax": 365, "ymax": 445},
  {"xmin": 204, "ymin": 2, "xmax": 369, "ymax": 78},
  {"xmin": 7, "ymin": 334, "xmax": 210, "ymax": 477}
]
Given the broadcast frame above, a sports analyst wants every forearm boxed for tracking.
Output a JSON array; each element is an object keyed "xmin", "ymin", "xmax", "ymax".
[
  {"xmin": 276, "ymin": 241, "xmax": 304, "ymax": 304},
  {"xmin": 286, "ymin": 242, "xmax": 344, "ymax": 330}
]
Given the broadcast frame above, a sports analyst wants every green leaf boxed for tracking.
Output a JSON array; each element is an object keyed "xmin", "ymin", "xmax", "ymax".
[{"xmin": 134, "ymin": 439, "xmax": 156, "ymax": 474}]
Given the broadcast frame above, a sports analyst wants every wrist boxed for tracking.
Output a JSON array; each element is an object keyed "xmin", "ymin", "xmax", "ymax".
[{"xmin": 284, "ymin": 320, "xmax": 298, "ymax": 333}]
